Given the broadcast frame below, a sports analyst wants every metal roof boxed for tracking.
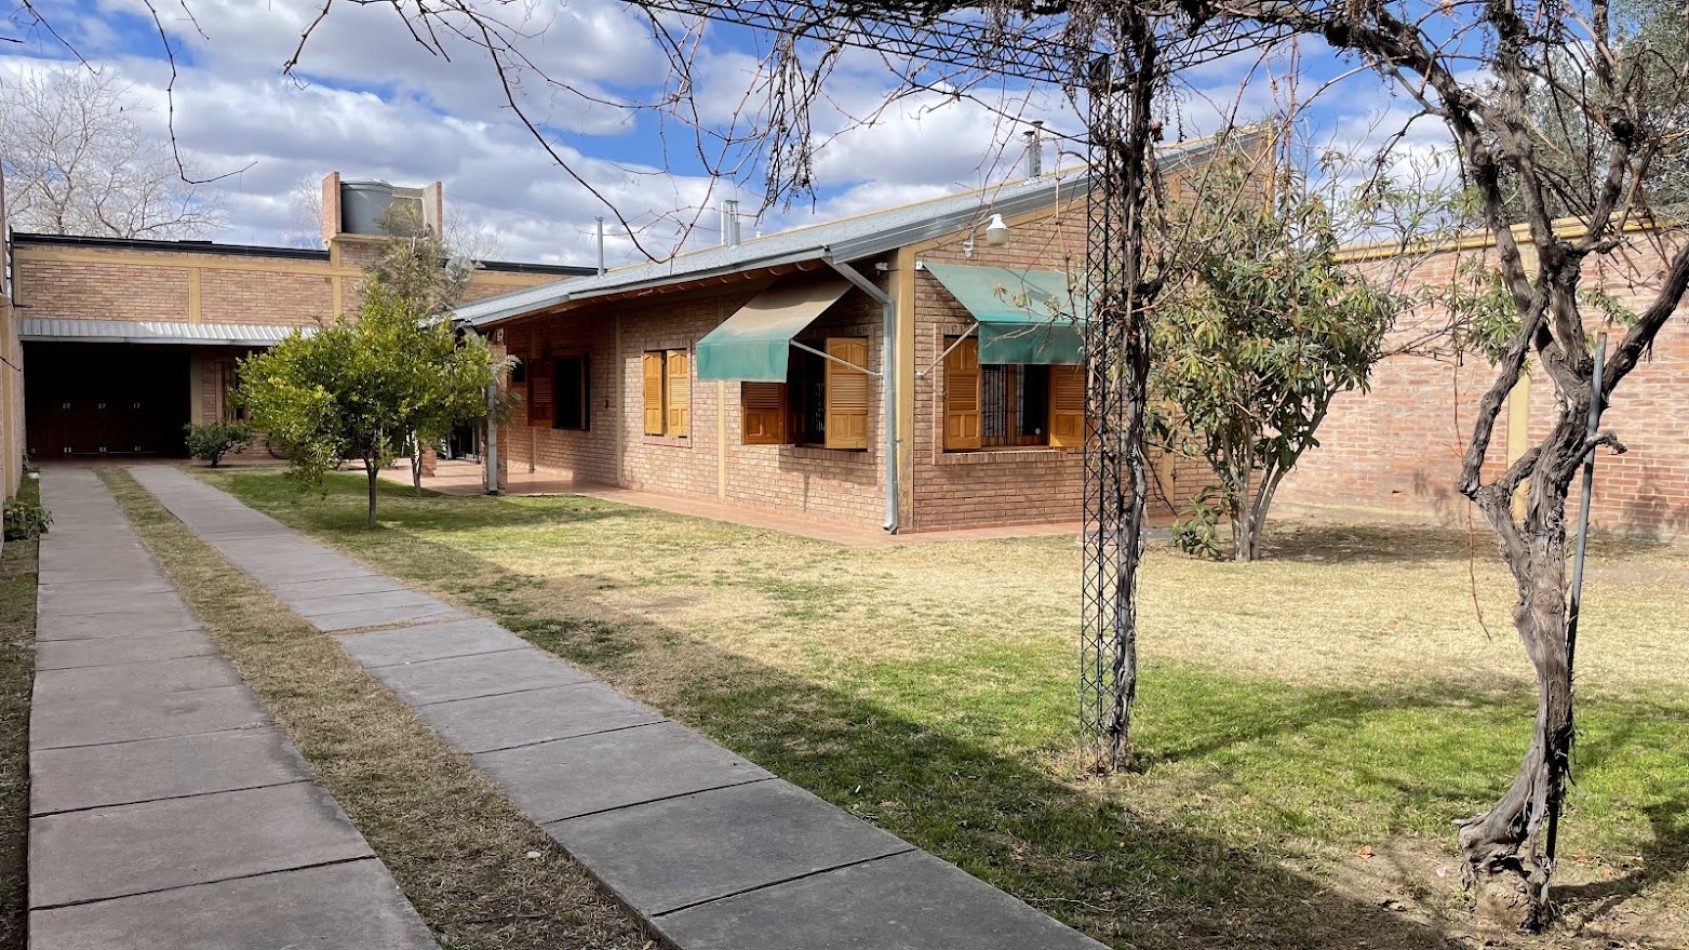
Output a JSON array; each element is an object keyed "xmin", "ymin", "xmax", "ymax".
[
  {"xmin": 20, "ymin": 318, "xmax": 316, "ymax": 346},
  {"xmin": 454, "ymin": 129, "xmax": 1257, "ymax": 330}
]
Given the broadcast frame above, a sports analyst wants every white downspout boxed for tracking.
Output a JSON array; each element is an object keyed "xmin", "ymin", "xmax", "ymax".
[
  {"xmin": 484, "ymin": 380, "xmax": 500, "ymax": 495},
  {"xmin": 825, "ymin": 253, "xmax": 897, "ymax": 533}
]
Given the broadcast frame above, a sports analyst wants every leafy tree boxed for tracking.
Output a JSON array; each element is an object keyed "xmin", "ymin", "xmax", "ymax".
[
  {"xmin": 1154, "ymin": 161, "xmax": 1399, "ymax": 562},
  {"xmin": 238, "ymin": 208, "xmax": 495, "ymax": 525}
]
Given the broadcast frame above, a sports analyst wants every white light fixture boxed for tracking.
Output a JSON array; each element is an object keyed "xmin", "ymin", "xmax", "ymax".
[{"xmin": 984, "ymin": 213, "xmax": 1010, "ymax": 247}]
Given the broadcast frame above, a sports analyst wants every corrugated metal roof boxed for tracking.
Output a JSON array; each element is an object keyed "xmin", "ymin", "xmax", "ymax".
[
  {"xmin": 20, "ymin": 318, "xmax": 316, "ymax": 346},
  {"xmin": 453, "ymin": 128, "xmax": 1262, "ymax": 330}
]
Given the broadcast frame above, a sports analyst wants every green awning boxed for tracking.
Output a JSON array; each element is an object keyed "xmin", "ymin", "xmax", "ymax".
[
  {"xmin": 922, "ymin": 262, "xmax": 1085, "ymax": 364},
  {"xmin": 695, "ymin": 277, "xmax": 853, "ymax": 382}
]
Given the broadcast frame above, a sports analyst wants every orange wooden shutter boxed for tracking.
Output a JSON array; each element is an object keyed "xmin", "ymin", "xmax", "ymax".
[
  {"xmin": 1048, "ymin": 364, "xmax": 1086, "ymax": 447},
  {"xmin": 666, "ymin": 350, "xmax": 690, "ymax": 438},
  {"xmin": 641, "ymin": 352, "xmax": 665, "ymax": 436},
  {"xmin": 823, "ymin": 337, "xmax": 870, "ymax": 450},
  {"xmin": 943, "ymin": 336, "xmax": 981, "ymax": 450},
  {"xmin": 741, "ymin": 382, "xmax": 787, "ymax": 445},
  {"xmin": 527, "ymin": 358, "xmax": 554, "ymax": 425}
]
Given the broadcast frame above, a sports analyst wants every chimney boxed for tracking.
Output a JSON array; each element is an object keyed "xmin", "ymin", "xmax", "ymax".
[
  {"xmin": 320, "ymin": 171, "xmax": 342, "ymax": 246},
  {"xmin": 1024, "ymin": 121, "xmax": 1044, "ymax": 179}
]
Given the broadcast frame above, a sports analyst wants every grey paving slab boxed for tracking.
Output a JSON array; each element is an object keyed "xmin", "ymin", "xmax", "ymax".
[
  {"xmin": 38, "ymin": 574, "xmax": 174, "ymax": 597},
  {"xmin": 308, "ymin": 600, "xmax": 462, "ymax": 633},
  {"xmin": 35, "ymin": 628, "xmax": 218, "ymax": 671},
  {"xmin": 336, "ymin": 617, "xmax": 530, "ymax": 668},
  {"xmin": 652, "ymin": 849, "xmax": 1110, "ymax": 950},
  {"xmin": 477, "ymin": 721, "xmax": 769, "ymax": 821},
  {"xmin": 368, "ymin": 648, "xmax": 591, "ymax": 706},
  {"xmin": 33, "ymin": 655, "xmax": 242, "ymax": 702},
  {"xmin": 29, "ymin": 858, "xmax": 438, "ymax": 950},
  {"xmin": 35, "ymin": 604, "xmax": 203, "ymax": 641},
  {"xmin": 229, "ymin": 558, "xmax": 380, "ymax": 586},
  {"xmin": 418, "ymin": 682, "xmax": 667, "ymax": 753},
  {"xmin": 36, "ymin": 589, "xmax": 189, "ymax": 619},
  {"xmin": 31, "ymin": 728, "xmax": 308, "ymax": 815},
  {"xmin": 267, "ymin": 573, "xmax": 411, "ymax": 599},
  {"xmin": 549, "ymin": 780, "xmax": 912, "ymax": 914},
  {"xmin": 29, "ymin": 783, "xmax": 373, "ymax": 908},
  {"xmin": 289, "ymin": 588, "xmax": 453, "ymax": 619},
  {"xmin": 30, "ymin": 683, "xmax": 270, "ymax": 749}
]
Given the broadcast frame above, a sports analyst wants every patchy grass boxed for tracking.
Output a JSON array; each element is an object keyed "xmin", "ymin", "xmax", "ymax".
[
  {"xmin": 204, "ymin": 468, "xmax": 1689, "ymax": 950},
  {"xmin": 101, "ymin": 469, "xmax": 649, "ymax": 950},
  {"xmin": 0, "ymin": 477, "xmax": 39, "ymax": 950}
]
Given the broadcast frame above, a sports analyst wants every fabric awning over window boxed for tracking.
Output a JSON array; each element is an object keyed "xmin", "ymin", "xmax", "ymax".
[
  {"xmin": 695, "ymin": 277, "xmax": 853, "ymax": 382},
  {"xmin": 922, "ymin": 262, "xmax": 1085, "ymax": 364}
]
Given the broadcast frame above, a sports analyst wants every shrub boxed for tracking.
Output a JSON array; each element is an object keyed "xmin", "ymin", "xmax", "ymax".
[
  {"xmin": 185, "ymin": 422, "xmax": 256, "ymax": 467},
  {"xmin": 3, "ymin": 498, "xmax": 51, "ymax": 541},
  {"xmin": 1170, "ymin": 488, "xmax": 1225, "ymax": 561}
]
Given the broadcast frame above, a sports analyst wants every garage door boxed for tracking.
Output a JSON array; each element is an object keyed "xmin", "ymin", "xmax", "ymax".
[{"xmin": 25, "ymin": 344, "xmax": 192, "ymax": 457}]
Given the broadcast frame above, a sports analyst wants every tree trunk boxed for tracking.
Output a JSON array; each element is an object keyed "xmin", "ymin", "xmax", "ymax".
[
  {"xmin": 1460, "ymin": 410, "xmax": 1583, "ymax": 929},
  {"xmin": 365, "ymin": 458, "xmax": 380, "ymax": 527},
  {"xmin": 410, "ymin": 433, "xmax": 423, "ymax": 496}
]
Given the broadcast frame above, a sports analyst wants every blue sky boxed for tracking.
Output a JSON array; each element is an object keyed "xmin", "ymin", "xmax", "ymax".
[{"xmin": 0, "ymin": 0, "xmax": 1435, "ymax": 266}]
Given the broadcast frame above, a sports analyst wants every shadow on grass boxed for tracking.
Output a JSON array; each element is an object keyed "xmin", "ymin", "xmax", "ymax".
[
  {"xmin": 1260, "ymin": 522, "xmax": 1672, "ymax": 567},
  {"xmin": 210, "ymin": 471, "xmax": 1687, "ymax": 949}
]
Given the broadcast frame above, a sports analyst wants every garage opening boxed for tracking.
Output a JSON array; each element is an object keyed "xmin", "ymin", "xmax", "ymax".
[{"xmin": 25, "ymin": 343, "xmax": 192, "ymax": 458}]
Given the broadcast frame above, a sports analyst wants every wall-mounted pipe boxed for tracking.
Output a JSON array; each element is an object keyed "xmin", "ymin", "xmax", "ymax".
[{"xmin": 824, "ymin": 253, "xmax": 897, "ymax": 533}]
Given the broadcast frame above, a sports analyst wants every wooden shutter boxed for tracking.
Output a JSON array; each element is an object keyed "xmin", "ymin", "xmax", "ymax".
[
  {"xmin": 741, "ymin": 382, "xmax": 787, "ymax": 445},
  {"xmin": 641, "ymin": 352, "xmax": 665, "ymax": 436},
  {"xmin": 527, "ymin": 358, "xmax": 554, "ymax": 426},
  {"xmin": 1048, "ymin": 364, "xmax": 1086, "ymax": 447},
  {"xmin": 823, "ymin": 337, "xmax": 870, "ymax": 450},
  {"xmin": 943, "ymin": 336, "xmax": 981, "ymax": 450},
  {"xmin": 666, "ymin": 350, "xmax": 690, "ymax": 438}
]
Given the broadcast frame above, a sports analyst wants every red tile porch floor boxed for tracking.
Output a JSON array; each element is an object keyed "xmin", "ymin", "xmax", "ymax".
[{"xmin": 382, "ymin": 459, "xmax": 1084, "ymax": 548}]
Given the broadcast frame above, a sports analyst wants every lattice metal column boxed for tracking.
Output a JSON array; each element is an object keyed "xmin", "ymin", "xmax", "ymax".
[{"xmin": 1078, "ymin": 36, "xmax": 1155, "ymax": 772}]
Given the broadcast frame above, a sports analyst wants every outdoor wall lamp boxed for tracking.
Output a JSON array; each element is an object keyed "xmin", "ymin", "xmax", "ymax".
[{"xmin": 962, "ymin": 213, "xmax": 1011, "ymax": 258}]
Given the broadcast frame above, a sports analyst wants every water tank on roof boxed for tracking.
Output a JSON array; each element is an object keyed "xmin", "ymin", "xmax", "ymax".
[{"xmin": 340, "ymin": 179, "xmax": 395, "ymax": 235}]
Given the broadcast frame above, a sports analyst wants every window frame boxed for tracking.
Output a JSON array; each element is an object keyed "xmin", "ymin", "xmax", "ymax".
[{"xmin": 641, "ymin": 347, "xmax": 691, "ymax": 440}]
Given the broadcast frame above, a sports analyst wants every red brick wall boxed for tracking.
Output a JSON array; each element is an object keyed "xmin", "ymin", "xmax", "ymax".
[
  {"xmin": 904, "ymin": 200, "xmax": 1207, "ymax": 530},
  {"xmin": 1279, "ymin": 234, "xmax": 1689, "ymax": 536},
  {"xmin": 12, "ymin": 243, "xmax": 561, "ymax": 327}
]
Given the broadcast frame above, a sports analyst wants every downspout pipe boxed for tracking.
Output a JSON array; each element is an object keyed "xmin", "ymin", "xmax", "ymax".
[
  {"xmin": 484, "ymin": 379, "xmax": 500, "ymax": 495},
  {"xmin": 824, "ymin": 252, "xmax": 898, "ymax": 533}
]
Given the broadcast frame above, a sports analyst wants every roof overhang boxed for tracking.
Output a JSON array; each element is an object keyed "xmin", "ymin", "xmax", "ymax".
[{"xmin": 20, "ymin": 318, "xmax": 315, "ymax": 346}]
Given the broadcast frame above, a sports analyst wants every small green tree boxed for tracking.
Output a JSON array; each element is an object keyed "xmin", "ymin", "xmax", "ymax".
[
  {"xmin": 237, "ymin": 207, "xmax": 495, "ymax": 525},
  {"xmin": 1154, "ymin": 162, "xmax": 1401, "ymax": 562}
]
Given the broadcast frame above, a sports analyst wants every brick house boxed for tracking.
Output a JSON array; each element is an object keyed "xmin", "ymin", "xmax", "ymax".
[
  {"xmin": 9, "ymin": 174, "xmax": 589, "ymax": 460},
  {"xmin": 456, "ymin": 142, "xmax": 1235, "ymax": 533}
]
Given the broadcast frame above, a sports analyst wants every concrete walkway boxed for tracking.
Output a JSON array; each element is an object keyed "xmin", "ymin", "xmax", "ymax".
[
  {"xmin": 132, "ymin": 465, "xmax": 1108, "ymax": 950},
  {"xmin": 29, "ymin": 469, "xmax": 436, "ymax": 949}
]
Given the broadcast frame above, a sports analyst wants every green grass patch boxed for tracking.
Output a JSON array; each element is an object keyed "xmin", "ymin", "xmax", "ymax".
[
  {"xmin": 204, "ymin": 467, "xmax": 1689, "ymax": 949},
  {"xmin": 0, "ymin": 477, "xmax": 39, "ymax": 950}
]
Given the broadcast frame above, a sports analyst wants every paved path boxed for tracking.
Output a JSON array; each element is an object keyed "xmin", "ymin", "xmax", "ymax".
[
  {"xmin": 133, "ymin": 465, "xmax": 1108, "ymax": 950},
  {"xmin": 29, "ymin": 469, "xmax": 437, "ymax": 950}
]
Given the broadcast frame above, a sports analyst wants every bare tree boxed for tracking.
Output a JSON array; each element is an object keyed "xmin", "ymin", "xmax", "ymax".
[
  {"xmin": 0, "ymin": 65, "xmax": 223, "ymax": 239},
  {"xmin": 1190, "ymin": 0, "xmax": 1689, "ymax": 928}
]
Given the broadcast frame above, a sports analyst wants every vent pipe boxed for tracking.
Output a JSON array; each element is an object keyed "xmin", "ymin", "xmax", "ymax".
[
  {"xmin": 595, "ymin": 217, "xmax": 606, "ymax": 275},
  {"xmin": 722, "ymin": 199, "xmax": 742, "ymax": 247},
  {"xmin": 1024, "ymin": 121, "xmax": 1044, "ymax": 178}
]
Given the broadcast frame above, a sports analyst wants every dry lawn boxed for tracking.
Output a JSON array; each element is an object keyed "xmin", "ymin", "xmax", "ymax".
[{"xmin": 202, "ymin": 468, "xmax": 1689, "ymax": 950}]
